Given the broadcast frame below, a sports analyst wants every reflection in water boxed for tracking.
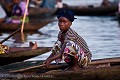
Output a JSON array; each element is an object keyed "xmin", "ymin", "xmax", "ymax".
[
  {"xmin": 0, "ymin": 31, "xmax": 43, "ymax": 47},
  {"xmin": 12, "ymin": 32, "xmax": 26, "ymax": 43},
  {"xmin": 0, "ymin": 16, "xmax": 120, "ymax": 60},
  {"xmin": 38, "ymin": 16, "xmax": 120, "ymax": 60}
]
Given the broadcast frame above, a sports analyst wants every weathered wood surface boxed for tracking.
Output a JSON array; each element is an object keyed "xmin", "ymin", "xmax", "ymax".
[
  {"xmin": 1, "ymin": 2, "xmax": 57, "ymax": 18},
  {"xmin": 29, "ymin": 7, "xmax": 57, "ymax": 18},
  {"xmin": 0, "ymin": 20, "xmax": 52, "ymax": 31},
  {"xmin": 63, "ymin": 5, "xmax": 118, "ymax": 16},
  {"xmin": 90, "ymin": 57, "xmax": 120, "ymax": 66},
  {"xmin": 0, "ymin": 47, "xmax": 51, "ymax": 66},
  {"xmin": 6, "ymin": 57, "xmax": 119, "ymax": 73},
  {"xmin": 0, "ymin": 57, "xmax": 119, "ymax": 80}
]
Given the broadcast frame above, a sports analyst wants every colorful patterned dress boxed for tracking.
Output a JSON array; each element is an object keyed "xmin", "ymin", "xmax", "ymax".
[{"xmin": 51, "ymin": 28, "xmax": 92, "ymax": 67}]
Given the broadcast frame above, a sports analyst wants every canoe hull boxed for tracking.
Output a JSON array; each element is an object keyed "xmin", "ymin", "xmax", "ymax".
[
  {"xmin": 29, "ymin": 7, "xmax": 57, "ymax": 18},
  {"xmin": 0, "ymin": 57, "xmax": 120, "ymax": 80},
  {"xmin": 0, "ymin": 20, "xmax": 52, "ymax": 31},
  {"xmin": 0, "ymin": 47, "xmax": 51, "ymax": 66},
  {"xmin": 63, "ymin": 5, "xmax": 118, "ymax": 16}
]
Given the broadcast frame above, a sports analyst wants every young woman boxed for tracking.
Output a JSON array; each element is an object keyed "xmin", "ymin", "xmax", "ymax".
[{"xmin": 43, "ymin": 9, "xmax": 92, "ymax": 71}]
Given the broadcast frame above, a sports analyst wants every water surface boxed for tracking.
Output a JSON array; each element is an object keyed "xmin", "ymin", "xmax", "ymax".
[{"xmin": 0, "ymin": 0, "xmax": 120, "ymax": 60}]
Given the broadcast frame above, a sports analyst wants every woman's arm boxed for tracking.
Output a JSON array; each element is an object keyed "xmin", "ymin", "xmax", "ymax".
[{"xmin": 43, "ymin": 42, "xmax": 67, "ymax": 67}]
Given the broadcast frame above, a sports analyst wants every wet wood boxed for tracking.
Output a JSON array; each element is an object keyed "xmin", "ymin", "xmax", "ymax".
[
  {"xmin": 9, "ymin": 64, "xmax": 45, "ymax": 73},
  {"xmin": 46, "ymin": 66, "xmax": 120, "ymax": 80},
  {"xmin": 0, "ymin": 20, "xmax": 53, "ymax": 31},
  {"xmin": 29, "ymin": 7, "xmax": 57, "ymax": 18},
  {"xmin": 0, "ymin": 47, "xmax": 51, "ymax": 66},
  {"xmin": 8, "ymin": 57, "xmax": 120, "ymax": 73},
  {"xmin": 1, "ymin": 1, "xmax": 57, "ymax": 18},
  {"xmin": 63, "ymin": 5, "xmax": 118, "ymax": 16},
  {"xmin": 0, "ymin": 66, "xmax": 120, "ymax": 80},
  {"xmin": 90, "ymin": 57, "xmax": 120, "ymax": 66},
  {"xmin": 0, "ymin": 57, "xmax": 119, "ymax": 80}
]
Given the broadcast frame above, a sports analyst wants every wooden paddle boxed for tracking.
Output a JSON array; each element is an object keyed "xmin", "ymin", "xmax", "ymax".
[
  {"xmin": 9, "ymin": 63, "xmax": 68, "ymax": 73},
  {"xmin": 9, "ymin": 64, "xmax": 45, "ymax": 73},
  {"xmin": 0, "ymin": 27, "xmax": 21, "ymax": 44}
]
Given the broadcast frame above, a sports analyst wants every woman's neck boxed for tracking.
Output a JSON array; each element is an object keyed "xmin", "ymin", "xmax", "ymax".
[{"xmin": 62, "ymin": 30, "xmax": 67, "ymax": 33}]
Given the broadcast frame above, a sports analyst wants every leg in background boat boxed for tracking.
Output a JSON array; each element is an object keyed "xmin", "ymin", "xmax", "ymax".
[
  {"xmin": 9, "ymin": 42, "xmax": 38, "ymax": 52},
  {"xmin": 29, "ymin": 41, "xmax": 37, "ymax": 50}
]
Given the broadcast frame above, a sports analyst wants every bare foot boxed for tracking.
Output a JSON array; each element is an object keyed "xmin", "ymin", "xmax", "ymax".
[
  {"xmin": 29, "ymin": 42, "xmax": 37, "ymax": 50},
  {"xmin": 69, "ymin": 67, "xmax": 81, "ymax": 71},
  {"xmin": 65, "ymin": 66, "xmax": 81, "ymax": 71},
  {"xmin": 29, "ymin": 41, "xmax": 34, "ymax": 47}
]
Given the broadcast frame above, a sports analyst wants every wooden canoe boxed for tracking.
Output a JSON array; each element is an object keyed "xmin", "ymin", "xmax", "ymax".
[
  {"xmin": 7, "ymin": 57, "xmax": 120, "ymax": 73},
  {"xmin": 0, "ymin": 57, "xmax": 119, "ymax": 80},
  {"xmin": 0, "ymin": 47, "xmax": 51, "ymax": 66},
  {"xmin": 29, "ymin": 7, "xmax": 57, "ymax": 18},
  {"xmin": 0, "ymin": 0, "xmax": 57, "ymax": 18},
  {"xmin": 0, "ymin": 19, "xmax": 53, "ymax": 31},
  {"xmin": 63, "ymin": 5, "xmax": 118, "ymax": 16}
]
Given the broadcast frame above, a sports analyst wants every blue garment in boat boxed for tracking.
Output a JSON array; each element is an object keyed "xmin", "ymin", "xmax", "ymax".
[{"xmin": 41, "ymin": 0, "xmax": 56, "ymax": 9}]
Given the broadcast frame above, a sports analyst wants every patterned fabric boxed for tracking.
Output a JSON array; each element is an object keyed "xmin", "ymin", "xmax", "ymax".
[
  {"xmin": 51, "ymin": 41, "xmax": 62, "ymax": 64},
  {"xmin": 51, "ymin": 40, "xmax": 90, "ymax": 67},
  {"xmin": 9, "ymin": 1, "xmax": 29, "ymax": 23},
  {"xmin": 57, "ymin": 9, "xmax": 77, "ymax": 22},
  {"xmin": 51, "ymin": 28, "xmax": 92, "ymax": 67},
  {"xmin": 41, "ymin": 0, "xmax": 56, "ymax": 9},
  {"xmin": 63, "ymin": 41, "xmax": 90, "ymax": 67},
  {"xmin": 58, "ymin": 28, "xmax": 92, "ymax": 60},
  {"xmin": 19, "ymin": 1, "xmax": 29, "ymax": 15},
  {"xmin": 0, "ymin": 44, "xmax": 9, "ymax": 54}
]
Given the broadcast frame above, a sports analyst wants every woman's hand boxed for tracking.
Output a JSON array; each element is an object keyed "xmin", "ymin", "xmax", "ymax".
[{"xmin": 43, "ymin": 59, "xmax": 52, "ymax": 68}]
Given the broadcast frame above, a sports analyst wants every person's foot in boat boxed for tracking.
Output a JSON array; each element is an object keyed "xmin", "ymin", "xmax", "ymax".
[
  {"xmin": 66, "ymin": 66, "xmax": 81, "ymax": 71},
  {"xmin": 64, "ymin": 53, "xmax": 81, "ymax": 71},
  {"xmin": 29, "ymin": 41, "xmax": 37, "ymax": 50}
]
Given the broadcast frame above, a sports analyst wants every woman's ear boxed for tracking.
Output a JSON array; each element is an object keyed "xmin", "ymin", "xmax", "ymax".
[{"xmin": 70, "ymin": 22, "xmax": 72, "ymax": 26}]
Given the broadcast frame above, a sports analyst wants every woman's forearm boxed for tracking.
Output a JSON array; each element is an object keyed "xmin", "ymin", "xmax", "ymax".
[
  {"xmin": 49, "ymin": 52, "xmax": 61, "ymax": 61},
  {"xmin": 49, "ymin": 42, "xmax": 67, "ymax": 61},
  {"xmin": 46, "ymin": 52, "xmax": 55, "ymax": 60}
]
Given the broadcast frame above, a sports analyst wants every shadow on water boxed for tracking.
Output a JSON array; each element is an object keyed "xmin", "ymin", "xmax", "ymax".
[{"xmin": 0, "ymin": 31, "xmax": 48, "ymax": 47}]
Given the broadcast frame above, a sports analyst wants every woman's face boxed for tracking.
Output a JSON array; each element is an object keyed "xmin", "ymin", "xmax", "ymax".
[{"xmin": 58, "ymin": 17, "xmax": 72, "ymax": 31}]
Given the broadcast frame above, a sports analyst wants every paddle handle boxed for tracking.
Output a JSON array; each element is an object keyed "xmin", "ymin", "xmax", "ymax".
[
  {"xmin": 21, "ymin": 0, "xmax": 29, "ymax": 33},
  {"xmin": 0, "ymin": 28, "xmax": 21, "ymax": 44},
  {"xmin": 9, "ymin": 64, "xmax": 45, "ymax": 73}
]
